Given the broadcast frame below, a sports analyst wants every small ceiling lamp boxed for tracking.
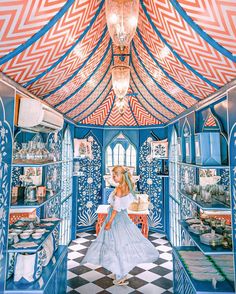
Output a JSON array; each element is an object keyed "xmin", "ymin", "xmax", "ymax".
[
  {"xmin": 105, "ymin": 0, "xmax": 139, "ymax": 50},
  {"xmin": 112, "ymin": 65, "xmax": 130, "ymax": 99}
]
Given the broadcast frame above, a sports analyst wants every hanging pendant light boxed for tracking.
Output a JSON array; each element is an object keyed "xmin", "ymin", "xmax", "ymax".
[
  {"xmin": 112, "ymin": 65, "xmax": 130, "ymax": 99},
  {"xmin": 105, "ymin": 0, "xmax": 139, "ymax": 50}
]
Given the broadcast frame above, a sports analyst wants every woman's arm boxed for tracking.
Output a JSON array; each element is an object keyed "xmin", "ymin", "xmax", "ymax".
[{"xmin": 104, "ymin": 209, "xmax": 117, "ymax": 230}]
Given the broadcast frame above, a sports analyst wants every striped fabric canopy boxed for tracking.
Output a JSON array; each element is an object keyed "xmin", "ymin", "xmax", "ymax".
[{"xmin": 0, "ymin": 0, "xmax": 235, "ymax": 126}]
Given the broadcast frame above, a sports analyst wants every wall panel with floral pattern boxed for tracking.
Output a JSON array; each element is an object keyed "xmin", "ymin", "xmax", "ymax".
[
  {"xmin": 76, "ymin": 134, "xmax": 102, "ymax": 232},
  {"xmin": 139, "ymin": 137, "xmax": 165, "ymax": 233}
]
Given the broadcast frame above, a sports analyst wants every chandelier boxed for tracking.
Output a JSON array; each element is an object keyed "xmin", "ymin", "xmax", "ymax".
[
  {"xmin": 105, "ymin": 0, "xmax": 139, "ymax": 49},
  {"xmin": 112, "ymin": 65, "xmax": 130, "ymax": 99}
]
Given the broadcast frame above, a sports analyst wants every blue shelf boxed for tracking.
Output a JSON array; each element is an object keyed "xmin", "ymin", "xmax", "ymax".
[
  {"xmin": 10, "ymin": 190, "xmax": 62, "ymax": 209},
  {"xmin": 179, "ymin": 190, "xmax": 231, "ymax": 211},
  {"xmin": 156, "ymin": 174, "xmax": 169, "ymax": 177},
  {"xmin": 5, "ymin": 245, "xmax": 68, "ymax": 293},
  {"xmin": 169, "ymin": 194, "xmax": 180, "ymax": 204},
  {"xmin": 179, "ymin": 220, "xmax": 233, "ymax": 255},
  {"xmin": 173, "ymin": 246, "xmax": 235, "ymax": 293},
  {"xmin": 8, "ymin": 220, "xmax": 60, "ymax": 253},
  {"xmin": 12, "ymin": 160, "xmax": 62, "ymax": 167},
  {"xmin": 177, "ymin": 162, "xmax": 229, "ymax": 169}
]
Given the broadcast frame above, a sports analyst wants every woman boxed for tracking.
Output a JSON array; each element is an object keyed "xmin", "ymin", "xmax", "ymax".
[{"xmin": 80, "ymin": 166, "xmax": 159, "ymax": 286}]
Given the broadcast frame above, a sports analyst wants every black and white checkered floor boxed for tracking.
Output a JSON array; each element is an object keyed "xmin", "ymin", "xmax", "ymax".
[{"xmin": 67, "ymin": 230, "xmax": 173, "ymax": 294}]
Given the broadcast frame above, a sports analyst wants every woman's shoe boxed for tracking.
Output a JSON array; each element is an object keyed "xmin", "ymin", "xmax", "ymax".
[{"xmin": 113, "ymin": 276, "xmax": 129, "ymax": 286}]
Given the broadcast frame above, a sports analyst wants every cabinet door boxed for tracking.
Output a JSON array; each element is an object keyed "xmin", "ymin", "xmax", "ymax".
[
  {"xmin": 173, "ymin": 255, "xmax": 185, "ymax": 294},
  {"xmin": 57, "ymin": 254, "xmax": 68, "ymax": 294},
  {"xmin": 184, "ymin": 273, "xmax": 196, "ymax": 294},
  {"xmin": 44, "ymin": 251, "xmax": 68, "ymax": 294}
]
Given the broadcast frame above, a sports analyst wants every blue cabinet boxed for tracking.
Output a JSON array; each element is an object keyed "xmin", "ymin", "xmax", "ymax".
[
  {"xmin": 5, "ymin": 245, "xmax": 68, "ymax": 294},
  {"xmin": 195, "ymin": 132, "xmax": 221, "ymax": 165},
  {"xmin": 173, "ymin": 247, "xmax": 235, "ymax": 294}
]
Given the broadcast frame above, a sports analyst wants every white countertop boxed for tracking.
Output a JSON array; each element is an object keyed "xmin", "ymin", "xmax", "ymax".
[{"xmin": 96, "ymin": 204, "xmax": 149, "ymax": 215}]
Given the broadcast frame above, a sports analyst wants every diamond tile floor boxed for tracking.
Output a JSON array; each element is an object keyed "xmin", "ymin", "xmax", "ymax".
[{"xmin": 67, "ymin": 230, "xmax": 173, "ymax": 294}]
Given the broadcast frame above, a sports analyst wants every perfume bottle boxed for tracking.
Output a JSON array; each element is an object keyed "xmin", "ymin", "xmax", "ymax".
[
  {"xmin": 221, "ymin": 233, "xmax": 229, "ymax": 249},
  {"xmin": 17, "ymin": 143, "xmax": 28, "ymax": 161},
  {"xmin": 210, "ymin": 219, "xmax": 216, "ymax": 230},
  {"xmin": 210, "ymin": 239, "xmax": 217, "ymax": 250}
]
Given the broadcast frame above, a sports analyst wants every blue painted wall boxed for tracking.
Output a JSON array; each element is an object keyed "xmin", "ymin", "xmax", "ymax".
[
  {"xmin": 0, "ymin": 81, "xmax": 15, "ymax": 292},
  {"xmin": 73, "ymin": 126, "xmax": 169, "ymax": 235}
]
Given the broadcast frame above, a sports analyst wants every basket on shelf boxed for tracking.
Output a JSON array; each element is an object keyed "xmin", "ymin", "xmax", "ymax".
[{"xmin": 128, "ymin": 194, "xmax": 150, "ymax": 211}]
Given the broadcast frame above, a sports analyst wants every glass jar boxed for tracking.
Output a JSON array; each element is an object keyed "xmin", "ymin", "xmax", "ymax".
[
  {"xmin": 34, "ymin": 142, "xmax": 43, "ymax": 161},
  {"xmin": 210, "ymin": 239, "xmax": 217, "ymax": 250},
  {"xmin": 41, "ymin": 143, "xmax": 50, "ymax": 162},
  {"xmin": 26, "ymin": 141, "xmax": 37, "ymax": 161},
  {"xmin": 13, "ymin": 142, "xmax": 19, "ymax": 160},
  {"xmin": 221, "ymin": 233, "xmax": 229, "ymax": 249},
  {"xmin": 17, "ymin": 143, "xmax": 28, "ymax": 161},
  {"xmin": 210, "ymin": 219, "xmax": 216, "ymax": 230}
]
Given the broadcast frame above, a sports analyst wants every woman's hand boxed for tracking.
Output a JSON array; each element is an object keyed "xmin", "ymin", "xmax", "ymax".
[{"xmin": 104, "ymin": 221, "xmax": 112, "ymax": 230}]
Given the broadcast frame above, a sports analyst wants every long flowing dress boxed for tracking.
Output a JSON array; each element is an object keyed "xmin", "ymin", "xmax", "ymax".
[{"xmin": 80, "ymin": 191, "xmax": 159, "ymax": 279}]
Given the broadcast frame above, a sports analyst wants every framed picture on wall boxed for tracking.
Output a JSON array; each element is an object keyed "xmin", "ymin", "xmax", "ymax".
[
  {"xmin": 74, "ymin": 139, "xmax": 92, "ymax": 158},
  {"xmin": 23, "ymin": 167, "xmax": 42, "ymax": 186},
  {"xmin": 151, "ymin": 139, "xmax": 168, "ymax": 158}
]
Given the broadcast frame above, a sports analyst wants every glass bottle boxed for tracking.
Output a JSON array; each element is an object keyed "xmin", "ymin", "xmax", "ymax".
[
  {"xmin": 26, "ymin": 141, "xmax": 36, "ymax": 161},
  {"xmin": 220, "ymin": 218, "xmax": 226, "ymax": 229},
  {"xmin": 13, "ymin": 142, "xmax": 18, "ymax": 160},
  {"xmin": 41, "ymin": 143, "xmax": 50, "ymax": 162},
  {"xmin": 211, "ymin": 219, "xmax": 216, "ymax": 230},
  {"xmin": 221, "ymin": 232, "xmax": 229, "ymax": 249},
  {"xmin": 210, "ymin": 239, "xmax": 217, "ymax": 250},
  {"xmin": 35, "ymin": 142, "xmax": 43, "ymax": 162},
  {"xmin": 18, "ymin": 143, "xmax": 28, "ymax": 161},
  {"xmin": 227, "ymin": 236, "xmax": 232, "ymax": 249}
]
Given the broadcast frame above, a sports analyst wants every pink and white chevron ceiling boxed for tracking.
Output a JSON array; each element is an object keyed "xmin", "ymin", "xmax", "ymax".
[{"xmin": 0, "ymin": 0, "xmax": 235, "ymax": 127}]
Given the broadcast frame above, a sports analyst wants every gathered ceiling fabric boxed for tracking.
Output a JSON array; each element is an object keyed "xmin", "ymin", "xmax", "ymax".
[{"xmin": 0, "ymin": 0, "xmax": 235, "ymax": 126}]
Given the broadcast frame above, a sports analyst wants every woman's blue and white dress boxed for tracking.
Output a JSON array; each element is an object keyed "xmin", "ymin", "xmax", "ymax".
[{"xmin": 80, "ymin": 192, "xmax": 159, "ymax": 279}]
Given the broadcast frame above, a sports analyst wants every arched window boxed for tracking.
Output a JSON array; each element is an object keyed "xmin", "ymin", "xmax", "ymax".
[
  {"xmin": 107, "ymin": 146, "xmax": 112, "ymax": 167},
  {"xmin": 113, "ymin": 143, "xmax": 125, "ymax": 166},
  {"xmin": 105, "ymin": 133, "xmax": 137, "ymax": 173},
  {"xmin": 126, "ymin": 145, "xmax": 136, "ymax": 167}
]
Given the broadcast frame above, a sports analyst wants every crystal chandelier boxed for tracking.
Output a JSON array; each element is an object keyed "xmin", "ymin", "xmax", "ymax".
[
  {"xmin": 105, "ymin": 0, "xmax": 139, "ymax": 49},
  {"xmin": 112, "ymin": 65, "xmax": 130, "ymax": 99}
]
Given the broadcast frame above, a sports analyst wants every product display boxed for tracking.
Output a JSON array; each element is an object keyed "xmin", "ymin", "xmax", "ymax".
[
  {"xmin": 188, "ymin": 224, "xmax": 211, "ymax": 235},
  {"xmin": 13, "ymin": 141, "xmax": 53, "ymax": 163},
  {"xmin": 183, "ymin": 181, "xmax": 231, "ymax": 207},
  {"xmin": 178, "ymin": 250, "xmax": 225, "ymax": 285}
]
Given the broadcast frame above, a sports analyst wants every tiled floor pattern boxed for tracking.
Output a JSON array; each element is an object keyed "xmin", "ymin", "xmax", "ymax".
[{"xmin": 67, "ymin": 230, "xmax": 173, "ymax": 294}]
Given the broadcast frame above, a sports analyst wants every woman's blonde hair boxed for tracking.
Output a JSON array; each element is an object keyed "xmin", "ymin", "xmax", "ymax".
[{"xmin": 112, "ymin": 165, "xmax": 134, "ymax": 190}]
